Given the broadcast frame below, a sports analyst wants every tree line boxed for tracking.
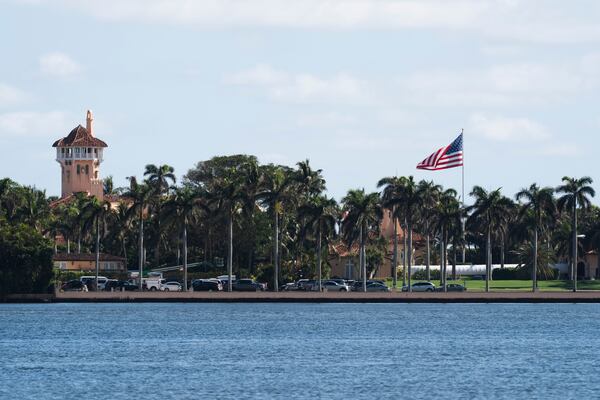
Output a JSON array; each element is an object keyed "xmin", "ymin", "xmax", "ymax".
[{"xmin": 0, "ymin": 154, "xmax": 598, "ymax": 293}]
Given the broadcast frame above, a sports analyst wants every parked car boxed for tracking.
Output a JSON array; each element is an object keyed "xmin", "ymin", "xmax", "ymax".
[
  {"xmin": 161, "ymin": 281, "xmax": 182, "ymax": 292},
  {"xmin": 322, "ymin": 281, "xmax": 349, "ymax": 292},
  {"xmin": 280, "ymin": 282, "xmax": 299, "ymax": 291},
  {"xmin": 437, "ymin": 283, "xmax": 467, "ymax": 292},
  {"xmin": 192, "ymin": 279, "xmax": 223, "ymax": 292},
  {"xmin": 80, "ymin": 276, "xmax": 108, "ymax": 291},
  {"xmin": 401, "ymin": 282, "xmax": 436, "ymax": 292},
  {"xmin": 327, "ymin": 278, "xmax": 348, "ymax": 286},
  {"xmin": 351, "ymin": 280, "xmax": 382, "ymax": 291},
  {"xmin": 104, "ymin": 280, "xmax": 138, "ymax": 291},
  {"xmin": 232, "ymin": 279, "xmax": 266, "ymax": 291},
  {"xmin": 366, "ymin": 283, "xmax": 390, "ymax": 292},
  {"xmin": 142, "ymin": 277, "xmax": 162, "ymax": 291},
  {"xmin": 296, "ymin": 279, "xmax": 318, "ymax": 291},
  {"xmin": 61, "ymin": 279, "xmax": 88, "ymax": 292}
]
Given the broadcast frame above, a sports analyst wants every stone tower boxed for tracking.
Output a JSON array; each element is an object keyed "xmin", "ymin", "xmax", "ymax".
[{"xmin": 52, "ymin": 110, "xmax": 108, "ymax": 200}]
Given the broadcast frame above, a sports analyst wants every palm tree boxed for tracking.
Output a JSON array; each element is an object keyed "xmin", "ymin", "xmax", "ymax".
[
  {"xmin": 398, "ymin": 176, "xmax": 419, "ymax": 291},
  {"xmin": 103, "ymin": 202, "xmax": 132, "ymax": 262},
  {"xmin": 298, "ymin": 195, "xmax": 337, "ymax": 291},
  {"xmin": 124, "ymin": 177, "xmax": 152, "ymax": 290},
  {"xmin": 341, "ymin": 189, "xmax": 382, "ymax": 292},
  {"xmin": 80, "ymin": 196, "xmax": 113, "ymax": 290},
  {"xmin": 258, "ymin": 166, "xmax": 295, "ymax": 292},
  {"xmin": 294, "ymin": 160, "xmax": 326, "ymax": 271},
  {"xmin": 515, "ymin": 184, "xmax": 555, "ymax": 291},
  {"xmin": 210, "ymin": 173, "xmax": 246, "ymax": 291},
  {"xmin": 377, "ymin": 176, "xmax": 403, "ymax": 289},
  {"xmin": 434, "ymin": 189, "xmax": 461, "ymax": 290},
  {"xmin": 295, "ymin": 159, "xmax": 326, "ymax": 199},
  {"xmin": 416, "ymin": 180, "xmax": 442, "ymax": 281},
  {"xmin": 20, "ymin": 187, "xmax": 50, "ymax": 231},
  {"xmin": 144, "ymin": 164, "xmax": 176, "ymax": 266},
  {"xmin": 163, "ymin": 186, "xmax": 208, "ymax": 291},
  {"xmin": 556, "ymin": 176, "xmax": 595, "ymax": 291},
  {"xmin": 467, "ymin": 186, "xmax": 513, "ymax": 292}
]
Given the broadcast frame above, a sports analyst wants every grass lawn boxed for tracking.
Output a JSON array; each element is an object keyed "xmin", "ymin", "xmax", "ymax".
[{"xmin": 384, "ymin": 278, "xmax": 600, "ymax": 291}]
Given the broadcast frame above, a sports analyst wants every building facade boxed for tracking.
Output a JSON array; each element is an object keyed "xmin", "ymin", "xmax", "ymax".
[
  {"xmin": 53, "ymin": 253, "xmax": 126, "ymax": 273},
  {"xmin": 328, "ymin": 210, "xmax": 423, "ymax": 280}
]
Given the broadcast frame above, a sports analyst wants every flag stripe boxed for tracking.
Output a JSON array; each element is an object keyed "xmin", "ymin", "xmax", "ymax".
[{"xmin": 416, "ymin": 133, "xmax": 463, "ymax": 171}]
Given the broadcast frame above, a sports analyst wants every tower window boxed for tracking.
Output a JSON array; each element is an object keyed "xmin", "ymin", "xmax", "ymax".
[
  {"xmin": 76, "ymin": 165, "xmax": 80, "ymax": 174},
  {"xmin": 85, "ymin": 165, "xmax": 89, "ymax": 175}
]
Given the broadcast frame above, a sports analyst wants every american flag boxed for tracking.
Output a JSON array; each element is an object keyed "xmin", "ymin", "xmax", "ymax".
[{"xmin": 416, "ymin": 133, "xmax": 463, "ymax": 170}]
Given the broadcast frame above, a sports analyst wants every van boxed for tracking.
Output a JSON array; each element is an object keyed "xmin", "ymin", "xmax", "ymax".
[{"xmin": 80, "ymin": 276, "xmax": 108, "ymax": 290}]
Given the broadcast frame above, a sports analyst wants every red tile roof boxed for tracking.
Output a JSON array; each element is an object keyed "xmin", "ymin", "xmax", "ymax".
[
  {"xmin": 52, "ymin": 125, "xmax": 108, "ymax": 148},
  {"xmin": 53, "ymin": 253, "xmax": 125, "ymax": 262},
  {"xmin": 329, "ymin": 242, "xmax": 360, "ymax": 257}
]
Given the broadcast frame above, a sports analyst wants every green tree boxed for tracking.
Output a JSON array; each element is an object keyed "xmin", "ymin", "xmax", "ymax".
[
  {"xmin": 80, "ymin": 196, "xmax": 113, "ymax": 290},
  {"xmin": 434, "ymin": 189, "xmax": 461, "ymax": 290},
  {"xmin": 341, "ymin": 189, "xmax": 382, "ymax": 292},
  {"xmin": 258, "ymin": 166, "xmax": 295, "ymax": 291},
  {"xmin": 556, "ymin": 176, "xmax": 595, "ymax": 291},
  {"xmin": 124, "ymin": 177, "xmax": 152, "ymax": 290},
  {"xmin": 377, "ymin": 176, "xmax": 403, "ymax": 289},
  {"xmin": 144, "ymin": 164, "xmax": 176, "ymax": 266},
  {"xmin": 0, "ymin": 223, "xmax": 53, "ymax": 295},
  {"xmin": 515, "ymin": 184, "xmax": 556, "ymax": 291},
  {"xmin": 416, "ymin": 180, "xmax": 442, "ymax": 281},
  {"xmin": 467, "ymin": 186, "xmax": 513, "ymax": 292},
  {"xmin": 298, "ymin": 195, "xmax": 337, "ymax": 290},
  {"xmin": 163, "ymin": 186, "xmax": 208, "ymax": 291}
]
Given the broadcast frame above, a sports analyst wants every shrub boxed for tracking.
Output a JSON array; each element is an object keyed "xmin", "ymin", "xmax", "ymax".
[
  {"xmin": 413, "ymin": 269, "xmax": 440, "ymax": 280},
  {"xmin": 0, "ymin": 224, "xmax": 53, "ymax": 295}
]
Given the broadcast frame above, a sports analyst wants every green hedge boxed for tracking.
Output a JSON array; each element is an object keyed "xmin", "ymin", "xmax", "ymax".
[
  {"xmin": 0, "ymin": 223, "xmax": 53, "ymax": 295},
  {"xmin": 492, "ymin": 266, "xmax": 559, "ymax": 280}
]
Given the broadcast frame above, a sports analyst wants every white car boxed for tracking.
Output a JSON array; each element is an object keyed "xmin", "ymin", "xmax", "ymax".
[
  {"xmin": 322, "ymin": 281, "xmax": 350, "ymax": 292},
  {"xmin": 401, "ymin": 282, "xmax": 436, "ymax": 292},
  {"xmin": 160, "ymin": 281, "xmax": 182, "ymax": 292}
]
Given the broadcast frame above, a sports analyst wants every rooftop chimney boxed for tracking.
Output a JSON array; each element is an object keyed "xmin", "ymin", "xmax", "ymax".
[{"xmin": 86, "ymin": 110, "xmax": 94, "ymax": 136}]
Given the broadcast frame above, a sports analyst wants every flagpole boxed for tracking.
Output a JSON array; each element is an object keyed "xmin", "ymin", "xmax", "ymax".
[{"xmin": 461, "ymin": 128, "xmax": 466, "ymax": 264}]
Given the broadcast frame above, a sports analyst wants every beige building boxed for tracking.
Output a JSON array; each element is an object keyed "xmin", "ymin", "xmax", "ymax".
[
  {"xmin": 53, "ymin": 110, "xmax": 107, "ymax": 200},
  {"xmin": 53, "ymin": 253, "xmax": 126, "ymax": 273}
]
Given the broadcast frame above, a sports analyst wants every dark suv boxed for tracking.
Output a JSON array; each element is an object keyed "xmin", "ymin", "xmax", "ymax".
[
  {"xmin": 232, "ymin": 279, "xmax": 266, "ymax": 292},
  {"xmin": 61, "ymin": 280, "xmax": 87, "ymax": 292},
  {"xmin": 104, "ymin": 280, "xmax": 138, "ymax": 291},
  {"xmin": 192, "ymin": 279, "xmax": 223, "ymax": 291}
]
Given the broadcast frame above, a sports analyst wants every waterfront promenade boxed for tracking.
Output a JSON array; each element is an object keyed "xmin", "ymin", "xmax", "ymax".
[{"xmin": 6, "ymin": 290, "xmax": 600, "ymax": 303}]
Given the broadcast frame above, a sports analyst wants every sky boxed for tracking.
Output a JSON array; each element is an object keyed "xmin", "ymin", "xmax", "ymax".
[{"xmin": 1, "ymin": 0, "xmax": 599, "ymax": 202}]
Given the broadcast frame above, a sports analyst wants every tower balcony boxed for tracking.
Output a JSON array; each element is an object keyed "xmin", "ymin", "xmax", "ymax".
[{"xmin": 56, "ymin": 147, "xmax": 104, "ymax": 162}]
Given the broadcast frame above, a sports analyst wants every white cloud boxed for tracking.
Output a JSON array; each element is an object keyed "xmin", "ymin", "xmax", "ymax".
[
  {"xmin": 15, "ymin": 0, "xmax": 600, "ymax": 44},
  {"xmin": 225, "ymin": 64, "xmax": 288, "ymax": 86},
  {"xmin": 39, "ymin": 52, "xmax": 82, "ymax": 78},
  {"xmin": 297, "ymin": 112, "xmax": 357, "ymax": 128},
  {"xmin": 540, "ymin": 144, "xmax": 581, "ymax": 157},
  {"xmin": 0, "ymin": 84, "xmax": 30, "ymax": 107},
  {"xmin": 468, "ymin": 114, "xmax": 549, "ymax": 142},
  {"xmin": 0, "ymin": 111, "xmax": 71, "ymax": 138},
  {"xmin": 225, "ymin": 65, "xmax": 369, "ymax": 104},
  {"xmin": 396, "ymin": 58, "xmax": 599, "ymax": 108}
]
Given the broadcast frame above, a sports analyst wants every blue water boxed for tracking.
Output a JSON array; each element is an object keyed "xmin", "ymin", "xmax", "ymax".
[{"xmin": 1, "ymin": 303, "xmax": 600, "ymax": 399}]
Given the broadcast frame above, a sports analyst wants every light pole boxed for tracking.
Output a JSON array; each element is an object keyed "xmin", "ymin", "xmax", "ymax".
[{"xmin": 574, "ymin": 234, "xmax": 585, "ymax": 292}]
